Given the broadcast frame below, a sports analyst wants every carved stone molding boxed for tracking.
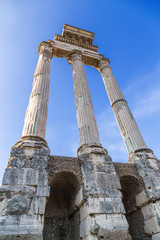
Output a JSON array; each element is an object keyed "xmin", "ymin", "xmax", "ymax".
[
  {"xmin": 67, "ymin": 50, "xmax": 83, "ymax": 64},
  {"xmin": 38, "ymin": 41, "xmax": 53, "ymax": 59},
  {"xmin": 77, "ymin": 143, "xmax": 108, "ymax": 156},
  {"xmin": 96, "ymin": 57, "xmax": 110, "ymax": 72}
]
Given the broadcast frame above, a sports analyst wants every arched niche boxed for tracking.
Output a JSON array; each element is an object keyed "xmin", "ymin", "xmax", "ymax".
[
  {"xmin": 43, "ymin": 171, "xmax": 80, "ymax": 240},
  {"xmin": 120, "ymin": 175, "xmax": 151, "ymax": 240}
]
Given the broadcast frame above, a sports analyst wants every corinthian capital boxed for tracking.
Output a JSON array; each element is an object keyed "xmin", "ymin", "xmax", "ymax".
[
  {"xmin": 67, "ymin": 50, "xmax": 83, "ymax": 64},
  {"xmin": 97, "ymin": 57, "xmax": 110, "ymax": 72},
  {"xmin": 38, "ymin": 41, "xmax": 53, "ymax": 59}
]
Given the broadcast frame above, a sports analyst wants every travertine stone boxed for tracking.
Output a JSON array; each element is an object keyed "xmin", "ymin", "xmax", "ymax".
[
  {"xmin": 97, "ymin": 58, "xmax": 153, "ymax": 161},
  {"xmin": 78, "ymin": 153, "xmax": 131, "ymax": 239},
  {"xmin": 69, "ymin": 50, "xmax": 106, "ymax": 155},
  {"xmin": 134, "ymin": 158, "xmax": 160, "ymax": 237},
  {"xmin": 22, "ymin": 42, "xmax": 52, "ymax": 139},
  {"xmin": 0, "ymin": 136, "xmax": 50, "ymax": 239}
]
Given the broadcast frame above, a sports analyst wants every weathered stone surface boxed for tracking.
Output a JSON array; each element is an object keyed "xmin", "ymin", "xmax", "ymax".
[
  {"xmin": 99, "ymin": 230, "xmax": 132, "ymax": 240},
  {"xmin": 78, "ymin": 152, "xmax": 131, "ymax": 239},
  {"xmin": 0, "ymin": 234, "xmax": 43, "ymax": 240},
  {"xmin": 1, "ymin": 24, "xmax": 160, "ymax": 240},
  {"xmin": 0, "ymin": 136, "xmax": 50, "ymax": 239},
  {"xmin": 4, "ymin": 196, "xmax": 29, "ymax": 215}
]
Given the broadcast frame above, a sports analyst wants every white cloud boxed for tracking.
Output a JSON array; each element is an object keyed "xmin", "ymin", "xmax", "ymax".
[
  {"xmin": 126, "ymin": 62, "xmax": 160, "ymax": 119},
  {"xmin": 133, "ymin": 86, "xmax": 160, "ymax": 118},
  {"xmin": 97, "ymin": 108, "xmax": 128, "ymax": 162},
  {"xmin": 69, "ymin": 141, "xmax": 79, "ymax": 156}
]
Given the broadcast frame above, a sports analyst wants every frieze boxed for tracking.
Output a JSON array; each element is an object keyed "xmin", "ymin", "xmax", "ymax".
[{"xmin": 54, "ymin": 34, "xmax": 98, "ymax": 52}]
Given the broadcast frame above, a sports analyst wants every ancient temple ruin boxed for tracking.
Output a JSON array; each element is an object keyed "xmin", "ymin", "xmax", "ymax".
[{"xmin": 0, "ymin": 24, "xmax": 160, "ymax": 240}]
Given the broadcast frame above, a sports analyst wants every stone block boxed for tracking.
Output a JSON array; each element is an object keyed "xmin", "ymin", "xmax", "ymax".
[
  {"xmin": 19, "ymin": 214, "xmax": 43, "ymax": 233},
  {"xmin": 0, "ymin": 193, "xmax": 6, "ymax": 201},
  {"xmin": 80, "ymin": 215, "xmax": 91, "ymax": 238},
  {"xmin": 82, "ymin": 235, "xmax": 97, "ymax": 240},
  {"xmin": 141, "ymin": 204, "xmax": 155, "ymax": 220},
  {"xmin": 152, "ymin": 232, "xmax": 160, "ymax": 240},
  {"xmin": 75, "ymin": 188, "xmax": 84, "ymax": 207},
  {"xmin": 24, "ymin": 148, "xmax": 36, "ymax": 158},
  {"xmin": 37, "ymin": 171, "xmax": 48, "ymax": 187},
  {"xmin": 143, "ymin": 176, "xmax": 160, "ymax": 189},
  {"xmin": 95, "ymin": 214, "xmax": 108, "ymax": 230},
  {"xmin": 0, "ymin": 234, "xmax": 43, "ymax": 240},
  {"xmin": 0, "ymin": 215, "xmax": 20, "ymax": 234},
  {"xmin": 33, "ymin": 197, "xmax": 46, "ymax": 215},
  {"xmin": 80, "ymin": 203, "xmax": 89, "ymax": 222},
  {"xmin": 36, "ymin": 186, "xmax": 50, "ymax": 197},
  {"xmin": 98, "ymin": 230, "xmax": 131, "ymax": 240},
  {"xmin": 39, "ymin": 197, "xmax": 46, "ymax": 214},
  {"xmin": 97, "ymin": 173, "xmax": 121, "ymax": 190},
  {"xmin": 2, "ymin": 169, "xmax": 12, "ymax": 185},
  {"xmin": 33, "ymin": 197, "xmax": 40, "ymax": 215},
  {"xmin": 4, "ymin": 196, "xmax": 29, "ymax": 215},
  {"xmin": 136, "ymin": 190, "xmax": 148, "ymax": 207},
  {"xmin": 7, "ymin": 157, "xmax": 25, "ymax": 168},
  {"xmin": 141, "ymin": 202, "xmax": 160, "ymax": 220},
  {"xmin": 95, "ymin": 214, "xmax": 129, "ymax": 231},
  {"xmin": 87, "ymin": 197, "xmax": 125, "ymax": 214},
  {"xmin": 21, "ymin": 185, "xmax": 36, "ymax": 197},
  {"xmin": 25, "ymin": 169, "xmax": 39, "ymax": 186},
  {"xmin": 136, "ymin": 189, "xmax": 160, "ymax": 207},
  {"xmin": 2, "ymin": 168, "xmax": 39, "ymax": 186},
  {"xmin": 105, "ymin": 189, "xmax": 122, "ymax": 198},
  {"xmin": 30, "ymin": 158, "xmax": 48, "ymax": 169},
  {"xmin": 144, "ymin": 215, "xmax": 160, "ymax": 234}
]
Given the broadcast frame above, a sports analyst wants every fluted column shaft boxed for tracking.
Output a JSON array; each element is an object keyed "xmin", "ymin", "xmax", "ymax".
[
  {"xmin": 22, "ymin": 42, "xmax": 52, "ymax": 139},
  {"xmin": 98, "ymin": 58, "xmax": 148, "ymax": 156},
  {"xmin": 70, "ymin": 51, "xmax": 102, "ymax": 151}
]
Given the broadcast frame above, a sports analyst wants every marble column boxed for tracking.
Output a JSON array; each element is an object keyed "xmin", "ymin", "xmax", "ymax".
[
  {"xmin": 97, "ymin": 58, "xmax": 152, "ymax": 159},
  {"xmin": 22, "ymin": 41, "xmax": 52, "ymax": 139},
  {"xmin": 68, "ymin": 51, "xmax": 106, "ymax": 155}
]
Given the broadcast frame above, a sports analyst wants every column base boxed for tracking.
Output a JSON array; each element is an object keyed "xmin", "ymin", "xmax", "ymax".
[
  {"xmin": 16, "ymin": 135, "xmax": 48, "ymax": 147},
  {"xmin": 77, "ymin": 143, "xmax": 107, "ymax": 156},
  {"xmin": 128, "ymin": 147, "xmax": 157, "ymax": 163}
]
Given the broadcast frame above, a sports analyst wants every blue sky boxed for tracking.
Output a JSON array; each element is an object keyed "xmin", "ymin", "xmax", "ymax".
[{"xmin": 0, "ymin": 0, "xmax": 160, "ymax": 183}]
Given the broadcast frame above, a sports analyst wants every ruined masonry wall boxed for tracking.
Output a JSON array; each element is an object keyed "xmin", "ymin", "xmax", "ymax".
[{"xmin": 0, "ymin": 137, "xmax": 50, "ymax": 240}]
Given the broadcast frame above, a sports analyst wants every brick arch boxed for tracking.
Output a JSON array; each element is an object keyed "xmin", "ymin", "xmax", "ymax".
[
  {"xmin": 114, "ymin": 162, "xmax": 145, "ymax": 187},
  {"xmin": 48, "ymin": 156, "xmax": 83, "ymax": 186},
  {"xmin": 43, "ymin": 168, "xmax": 81, "ymax": 240},
  {"xmin": 120, "ymin": 175, "xmax": 150, "ymax": 240}
]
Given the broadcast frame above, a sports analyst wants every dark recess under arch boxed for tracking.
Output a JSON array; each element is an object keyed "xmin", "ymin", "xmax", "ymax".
[
  {"xmin": 120, "ymin": 175, "xmax": 151, "ymax": 240},
  {"xmin": 43, "ymin": 171, "xmax": 80, "ymax": 240}
]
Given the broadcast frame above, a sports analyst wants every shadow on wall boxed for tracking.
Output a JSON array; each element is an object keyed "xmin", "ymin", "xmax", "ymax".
[
  {"xmin": 120, "ymin": 176, "xmax": 151, "ymax": 240},
  {"xmin": 43, "ymin": 171, "xmax": 80, "ymax": 240}
]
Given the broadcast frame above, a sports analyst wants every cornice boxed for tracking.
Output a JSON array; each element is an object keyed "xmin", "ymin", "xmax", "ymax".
[{"xmin": 48, "ymin": 39, "xmax": 104, "ymax": 68}]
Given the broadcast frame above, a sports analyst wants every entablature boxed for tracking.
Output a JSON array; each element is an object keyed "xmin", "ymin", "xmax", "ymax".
[
  {"xmin": 38, "ymin": 24, "xmax": 110, "ymax": 68},
  {"xmin": 49, "ymin": 39, "xmax": 107, "ymax": 68}
]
